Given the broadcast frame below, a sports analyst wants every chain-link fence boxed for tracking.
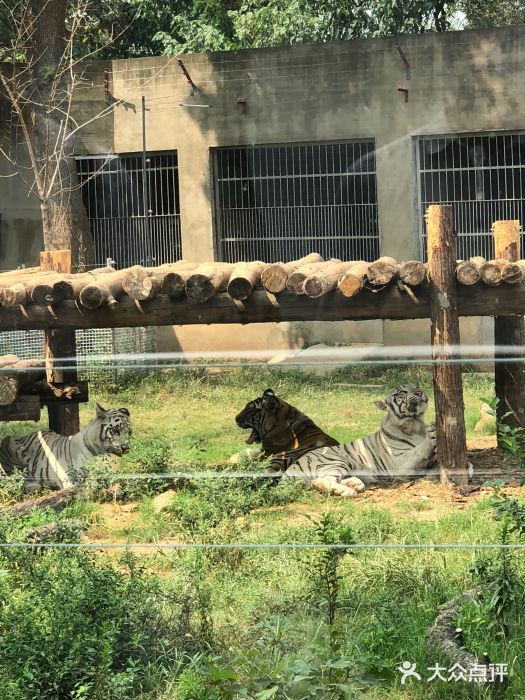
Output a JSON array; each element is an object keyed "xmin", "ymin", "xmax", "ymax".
[{"xmin": 0, "ymin": 327, "xmax": 157, "ymax": 383}]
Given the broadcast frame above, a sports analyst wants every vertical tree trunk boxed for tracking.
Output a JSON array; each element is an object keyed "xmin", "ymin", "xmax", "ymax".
[
  {"xmin": 426, "ymin": 205, "xmax": 469, "ymax": 484},
  {"xmin": 24, "ymin": 0, "xmax": 94, "ymax": 269},
  {"xmin": 493, "ymin": 220, "xmax": 525, "ymax": 438},
  {"xmin": 41, "ymin": 250, "xmax": 79, "ymax": 435}
]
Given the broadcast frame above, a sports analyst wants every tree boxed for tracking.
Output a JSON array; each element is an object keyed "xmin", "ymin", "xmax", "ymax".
[
  {"xmin": 71, "ymin": 0, "xmax": 453, "ymax": 59},
  {"xmin": 0, "ymin": 0, "xmax": 96, "ymax": 268},
  {"xmin": 458, "ymin": 0, "xmax": 525, "ymax": 28}
]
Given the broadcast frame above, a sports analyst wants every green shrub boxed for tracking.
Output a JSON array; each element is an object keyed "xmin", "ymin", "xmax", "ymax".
[
  {"xmin": 0, "ymin": 542, "xmax": 199, "ymax": 700},
  {"xmin": 167, "ymin": 464, "xmax": 306, "ymax": 536},
  {"xmin": 118, "ymin": 435, "xmax": 173, "ymax": 501}
]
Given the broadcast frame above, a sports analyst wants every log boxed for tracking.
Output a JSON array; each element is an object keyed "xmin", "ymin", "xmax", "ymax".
[
  {"xmin": 480, "ymin": 258, "xmax": 506, "ymax": 286},
  {"xmin": 0, "ymin": 488, "xmax": 77, "ymax": 518},
  {"xmin": 501, "ymin": 261, "xmax": 522, "ymax": 284},
  {"xmin": 398, "ymin": 260, "xmax": 427, "ymax": 286},
  {"xmin": 160, "ymin": 264, "xmax": 201, "ymax": 299},
  {"xmin": 53, "ymin": 267, "xmax": 115, "ymax": 301},
  {"xmin": 455, "ymin": 259, "xmax": 481, "ymax": 286},
  {"xmin": 260, "ymin": 253, "xmax": 324, "ymax": 293},
  {"xmin": 303, "ymin": 262, "xmax": 353, "ymax": 298},
  {"xmin": 0, "ymin": 359, "xmax": 47, "ymax": 406},
  {"xmin": 0, "ymin": 395, "xmax": 40, "ymax": 421},
  {"xmin": 31, "ymin": 276, "xmax": 66, "ymax": 306},
  {"xmin": 185, "ymin": 263, "xmax": 236, "ymax": 303},
  {"xmin": 0, "ymin": 355, "xmax": 20, "ymax": 368},
  {"xmin": 0, "ymin": 271, "xmax": 56, "ymax": 295},
  {"xmin": 5, "ymin": 285, "xmax": 525, "ymax": 331},
  {"xmin": 79, "ymin": 269, "xmax": 131, "ymax": 309},
  {"xmin": 426, "ymin": 589, "xmax": 484, "ymax": 674},
  {"xmin": 0, "ymin": 266, "xmax": 40, "ymax": 279},
  {"xmin": 286, "ymin": 262, "xmax": 339, "ymax": 295},
  {"xmin": 25, "ymin": 519, "xmax": 84, "ymax": 544},
  {"xmin": 337, "ymin": 261, "xmax": 369, "ymax": 297},
  {"xmin": 367, "ymin": 256, "xmax": 398, "ymax": 286},
  {"xmin": 1, "ymin": 282, "xmax": 29, "ymax": 307},
  {"xmin": 493, "ymin": 220, "xmax": 525, "ymax": 438},
  {"xmin": 0, "ymin": 377, "xmax": 17, "ymax": 405},
  {"xmin": 121, "ymin": 263, "xmax": 199, "ymax": 301},
  {"xmin": 227, "ymin": 261, "xmax": 265, "ymax": 301},
  {"xmin": 122, "ymin": 265, "xmax": 160, "ymax": 301},
  {"xmin": 427, "ymin": 204, "xmax": 469, "ymax": 484}
]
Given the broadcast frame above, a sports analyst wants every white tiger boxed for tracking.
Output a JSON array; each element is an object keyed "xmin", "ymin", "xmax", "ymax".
[
  {"xmin": 0, "ymin": 404, "xmax": 131, "ymax": 492},
  {"xmin": 283, "ymin": 385, "xmax": 441, "ymax": 498}
]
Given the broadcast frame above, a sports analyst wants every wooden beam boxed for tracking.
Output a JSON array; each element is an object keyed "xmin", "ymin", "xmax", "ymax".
[
  {"xmin": 426, "ymin": 204, "xmax": 469, "ymax": 485},
  {"xmin": 41, "ymin": 251, "xmax": 79, "ymax": 436},
  {"xmin": 2, "ymin": 284, "xmax": 525, "ymax": 330},
  {"xmin": 493, "ymin": 220, "xmax": 525, "ymax": 438},
  {"xmin": 0, "ymin": 395, "xmax": 40, "ymax": 421}
]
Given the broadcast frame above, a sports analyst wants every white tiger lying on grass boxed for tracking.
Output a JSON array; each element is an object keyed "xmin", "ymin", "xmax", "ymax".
[
  {"xmin": 285, "ymin": 385, "xmax": 439, "ymax": 497},
  {"xmin": 234, "ymin": 385, "xmax": 470, "ymax": 498},
  {"xmin": 0, "ymin": 404, "xmax": 131, "ymax": 492}
]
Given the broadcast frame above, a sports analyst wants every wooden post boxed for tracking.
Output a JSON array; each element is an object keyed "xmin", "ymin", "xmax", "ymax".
[
  {"xmin": 41, "ymin": 251, "xmax": 80, "ymax": 435},
  {"xmin": 493, "ymin": 220, "xmax": 525, "ymax": 438},
  {"xmin": 426, "ymin": 205, "xmax": 469, "ymax": 484}
]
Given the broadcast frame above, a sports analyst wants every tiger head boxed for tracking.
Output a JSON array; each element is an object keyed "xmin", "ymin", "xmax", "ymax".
[
  {"xmin": 235, "ymin": 389, "xmax": 279, "ymax": 447},
  {"xmin": 235, "ymin": 389, "xmax": 338, "ymax": 456},
  {"xmin": 95, "ymin": 403, "xmax": 132, "ymax": 456},
  {"xmin": 375, "ymin": 385, "xmax": 429, "ymax": 422}
]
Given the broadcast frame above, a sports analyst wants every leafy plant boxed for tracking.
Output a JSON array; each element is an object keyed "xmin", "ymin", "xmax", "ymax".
[
  {"xmin": 0, "ymin": 541, "xmax": 201, "ymax": 700},
  {"xmin": 471, "ymin": 490, "xmax": 525, "ymax": 636},
  {"xmin": 303, "ymin": 512, "xmax": 355, "ymax": 636}
]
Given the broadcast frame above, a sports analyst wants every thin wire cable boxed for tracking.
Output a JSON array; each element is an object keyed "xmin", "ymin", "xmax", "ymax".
[{"xmin": 0, "ymin": 543, "xmax": 523, "ymax": 550}]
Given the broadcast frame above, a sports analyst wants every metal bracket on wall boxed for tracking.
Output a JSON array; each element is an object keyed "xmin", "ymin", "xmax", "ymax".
[
  {"xmin": 104, "ymin": 67, "xmax": 110, "ymax": 103},
  {"xmin": 178, "ymin": 59, "xmax": 198, "ymax": 95},
  {"xmin": 394, "ymin": 41, "xmax": 411, "ymax": 80},
  {"xmin": 398, "ymin": 87, "xmax": 409, "ymax": 103}
]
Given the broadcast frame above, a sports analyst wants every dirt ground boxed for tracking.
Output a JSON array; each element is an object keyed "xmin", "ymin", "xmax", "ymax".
[
  {"xmin": 354, "ymin": 436, "xmax": 524, "ymax": 519},
  {"xmin": 89, "ymin": 439, "xmax": 524, "ymax": 540}
]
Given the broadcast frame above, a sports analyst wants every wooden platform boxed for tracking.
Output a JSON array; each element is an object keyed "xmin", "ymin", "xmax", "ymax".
[{"xmin": 0, "ymin": 284, "xmax": 524, "ymax": 332}]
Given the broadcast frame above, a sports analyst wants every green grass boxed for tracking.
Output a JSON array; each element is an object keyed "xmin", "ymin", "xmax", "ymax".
[{"xmin": 2, "ymin": 366, "xmax": 523, "ymax": 699}]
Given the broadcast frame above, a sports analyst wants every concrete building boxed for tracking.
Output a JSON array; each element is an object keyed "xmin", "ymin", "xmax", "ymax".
[{"xmin": 1, "ymin": 25, "xmax": 524, "ymax": 354}]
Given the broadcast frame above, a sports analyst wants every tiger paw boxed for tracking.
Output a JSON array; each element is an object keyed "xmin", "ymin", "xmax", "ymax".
[
  {"xmin": 312, "ymin": 477, "xmax": 358, "ymax": 498},
  {"xmin": 340, "ymin": 476, "xmax": 366, "ymax": 493}
]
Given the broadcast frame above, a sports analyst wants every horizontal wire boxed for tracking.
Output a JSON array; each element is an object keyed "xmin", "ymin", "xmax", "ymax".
[
  {"xmin": 13, "ymin": 470, "xmax": 518, "ymax": 483},
  {"xmin": 0, "ymin": 357, "xmax": 520, "ymax": 373},
  {"xmin": 0, "ymin": 542, "xmax": 523, "ymax": 550}
]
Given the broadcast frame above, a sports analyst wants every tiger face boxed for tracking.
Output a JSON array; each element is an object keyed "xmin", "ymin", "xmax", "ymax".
[
  {"xmin": 375, "ymin": 385, "xmax": 429, "ymax": 420},
  {"xmin": 96, "ymin": 403, "xmax": 132, "ymax": 456},
  {"xmin": 235, "ymin": 389, "xmax": 278, "ymax": 445}
]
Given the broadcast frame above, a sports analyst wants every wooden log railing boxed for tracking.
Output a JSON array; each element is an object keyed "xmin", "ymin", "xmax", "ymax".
[{"xmin": 1, "ymin": 284, "xmax": 525, "ymax": 331}]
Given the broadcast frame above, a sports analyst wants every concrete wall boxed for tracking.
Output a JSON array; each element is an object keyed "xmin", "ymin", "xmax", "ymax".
[{"xmin": 1, "ymin": 26, "xmax": 524, "ymax": 351}]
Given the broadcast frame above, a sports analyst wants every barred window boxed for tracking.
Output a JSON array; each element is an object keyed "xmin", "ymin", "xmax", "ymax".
[
  {"xmin": 417, "ymin": 133, "xmax": 525, "ymax": 260},
  {"xmin": 212, "ymin": 141, "xmax": 379, "ymax": 263},
  {"xmin": 77, "ymin": 152, "xmax": 181, "ymax": 268}
]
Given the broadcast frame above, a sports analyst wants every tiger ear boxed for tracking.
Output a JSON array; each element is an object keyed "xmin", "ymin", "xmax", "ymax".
[
  {"xmin": 119, "ymin": 408, "xmax": 130, "ymax": 416},
  {"xmin": 96, "ymin": 403, "xmax": 107, "ymax": 418},
  {"xmin": 374, "ymin": 399, "xmax": 388, "ymax": 411},
  {"xmin": 262, "ymin": 391, "xmax": 279, "ymax": 412}
]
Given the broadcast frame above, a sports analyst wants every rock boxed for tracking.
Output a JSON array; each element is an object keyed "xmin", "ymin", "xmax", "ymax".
[{"xmin": 152, "ymin": 489, "xmax": 177, "ymax": 513}]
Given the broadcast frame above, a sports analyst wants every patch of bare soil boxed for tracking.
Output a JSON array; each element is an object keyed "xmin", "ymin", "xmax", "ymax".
[{"xmin": 351, "ymin": 440, "xmax": 524, "ymax": 520}]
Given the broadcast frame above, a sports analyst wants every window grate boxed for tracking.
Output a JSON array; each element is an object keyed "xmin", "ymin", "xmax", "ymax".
[
  {"xmin": 417, "ymin": 133, "xmax": 525, "ymax": 260},
  {"xmin": 212, "ymin": 141, "xmax": 380, "ymax": 262},
  {"xmin": 77, "ymin": 152, "xmax": 182, "ymax": 268}
]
